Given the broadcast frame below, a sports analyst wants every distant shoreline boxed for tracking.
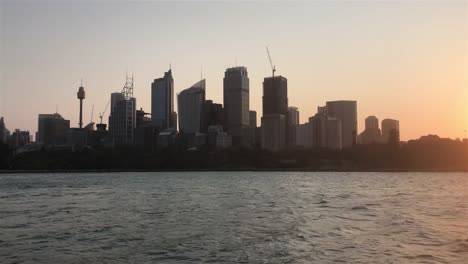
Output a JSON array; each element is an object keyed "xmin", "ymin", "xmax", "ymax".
[{"xmin": 1, "ymin": 169, "xmax": 466, "ymax": 174}]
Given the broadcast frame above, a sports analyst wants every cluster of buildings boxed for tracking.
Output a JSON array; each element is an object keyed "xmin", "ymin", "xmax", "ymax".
[
  {"xmin": 358, "ymin": 116, "xmax": 400, "ymax": 144},
  {"xmin": 0, "ymin": 66, "xmax": 403, "ymax": 153}
]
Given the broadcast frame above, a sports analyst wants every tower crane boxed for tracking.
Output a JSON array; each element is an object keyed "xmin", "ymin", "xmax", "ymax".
[
  {"xmin": 266, "ymin": 46, "xmax": 276, "ymax": 78},
  {"xmin": 99, "ymin": 99, "xmax": 110, "ymax": 124}
]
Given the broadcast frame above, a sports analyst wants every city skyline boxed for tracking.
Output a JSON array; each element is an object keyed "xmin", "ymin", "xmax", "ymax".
[{"xmin": 1, "ymin": 1, "xmax": 467, "ymax": 140}]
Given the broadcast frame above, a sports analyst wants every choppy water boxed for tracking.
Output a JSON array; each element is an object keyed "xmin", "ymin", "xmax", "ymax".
[{"xmin": 1, "ymin": 172, "xmax": 467, "ymax": 263}]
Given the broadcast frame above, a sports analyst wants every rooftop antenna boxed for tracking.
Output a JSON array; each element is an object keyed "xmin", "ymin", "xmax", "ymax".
[
  {"xmin": 56, "ymin": 105, "xmax": 58, "ymax": 114},
  {"xmin": 201, "ymin": 65, "xmax": 203, "ymax": 80},
  {"xmin": 266, "ymin": 46, "xmax": 276, "ymax": 78}
]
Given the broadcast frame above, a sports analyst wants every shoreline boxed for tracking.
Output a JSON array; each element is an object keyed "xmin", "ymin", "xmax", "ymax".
[{"xmin": 1, "ymin": 169, "xmax": 466, "ymax": 174}]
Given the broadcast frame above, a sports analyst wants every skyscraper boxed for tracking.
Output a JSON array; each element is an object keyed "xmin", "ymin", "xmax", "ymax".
[
  {"xmin": 108, "ymin": 76, "xmax": 136, "ymax": 143},
  {"xmin": 152, "ymin": 69, "xmax": 174, "ymax": 130},
  {"xmin": 309, "ymin": 113, "xmax": 343, "ymax": 150},
  {"xmin": 382, "ymin": 118, "xmax": 400, "ymax": 143},
  {"xmin": 223, "ymin": 66, "xmax": 249, "ymax": 145},
  {"xmin": 178, "ymin": 79, "xmax": 206, "ymax": 134},
  {"xmin": 326, "ymin": 100, "xmax": 357, "ymax": 148},
  {"xmin": 288, "ymin": 106, "xmax": 299, "ymax": 145},
  {"xmin": 261, "ymin": 114, "xmax": 286, "ymax": 151},
  {"xmin": 263, "ymin": 76, "xmax": 288, "ymax": 117},
  {"xmin": 288, "ymin": 107, "xmax": 299, "ymax": 126},
  {"xmin": 262, "ymin": 76, "xmax": 288, "ymax": 149}
]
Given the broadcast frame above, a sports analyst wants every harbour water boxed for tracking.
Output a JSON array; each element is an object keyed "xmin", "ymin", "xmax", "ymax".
[{"xmin": 1, "ymin": 172, "xmax": 467, "ymax": 263}]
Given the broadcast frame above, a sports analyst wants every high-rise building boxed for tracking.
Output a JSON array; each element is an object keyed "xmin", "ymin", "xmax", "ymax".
[
  {"xmin": 37, "ymin": 113, "xmax": 70, "ymax": 145},
  {"xmin": 295, "ymin": 123, "xmax": 313, "ymax": 147},
  {"xmin": 108, "ymin": 75, "xmax": 136, "ymax": 143},
  {"xmin": 178, "ymin": 79, "xmax": 206, "ymax": 134},
  {"xmin": 263, "ymin": 76, "xmax": 288, "ymax": 117},
  {"xmin": 288, "ymin": 107, "xmax": 299, "ymax": 126},
  {"xmin": 382, "ymin": 118, "xmax": 400, "ymax": 143},
  {"xmin": 152, "ymin": 69, "xmax": 174, "ymax": 130},
  {"xmin": 288, "ymin": 107, "xmax": 299, "ymax": 146},
  {"xmin": 359, "ymin": 116, "xmax": 382, "ymax": 144},
  {"xmin": 326, "ymin": 117, "xmax": 343, "ymax": 150},
  {"xmin": 108, "ymin": 92, "xmax": 136, "ymax": 143},
  {"xmin": 309, "ymin": 113, "xmax": 343, "ymax": 150},
  {"xmin": 261, "ymin": 114, "xmax": 286, "ymax": 151},
  {"xmin": 326, "ymin": 100, "xmax": 357, "ymax": 148},
  {"xmin": 262, "ymin": 76, "xmax": 288, "ymax": 149},
  {"xmin": 223, "ymin": 66, "xmax": 249, "ymax": 145}
]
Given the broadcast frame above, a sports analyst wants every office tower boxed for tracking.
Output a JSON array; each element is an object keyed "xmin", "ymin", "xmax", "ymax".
[
  {"xmin": 249, "ymin": 110, "xmax": 257, "ymax": 145},
  {"xmin": 262, "ymin": 75, "xmax": 288, "ymax": 149},
  {"xmin": 359, "ymin": 116, "xmax": 383, "ymax": 144},
  {"xmin": 223, "ymin": 66, "xmax": 249, "ymax": 145},
  {"xmin": 37, "ymin": 113, "xmax": 70, "ymax": 145},
  {"xmin": 263, "ymin": 76, "xmax": 288, "ymax": 117},
  {"xmin": 295, "ymin": 123, "xmax": 312, "ymax": 147},
  {"xmin": 382, "ymin": 118, "xmax": 400, "ymax": 143},
  {"xmin": 261, "ymin": 114, "xmax": 286, "ymax": 151},
  {"xmin": 309, "ymin": 113, "xmax": 343, "ymax": 150},
  {"xmin": 326, "ymin": 117, "xmax": 343, "ymax": 150},
  {"xmin": 204, "ymin": 100, "xmax": 224, "ymax": 129},
  {"xmin": 326, "ymin": 100, "xmax": 357, "ymax": 148},
  {"xmin": 152, "ymin": 69, "xmax": 174, "ymax": 130},
  {"xmin": 178, "ymin": 79, "xmax": 206, "ymax": 134},
  {"xmin": 77, "ymin": 83, "xmax": 85, "ymax": 128},
  {"xmin": 108, "ymin": 76, "xmax": 136, "ymax": 142},
  {"xmin": 288, "ymin": 107, "xmax": 299, "ymax": 126},
  {"xmin": 309, "ymin": 114, "xmax": 327, "ymax": 148},
  {"xmin": 288, "ymin": 106, "xmax": 299, "ymax": 146}
]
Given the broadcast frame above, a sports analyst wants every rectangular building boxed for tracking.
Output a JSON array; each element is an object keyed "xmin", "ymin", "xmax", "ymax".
[
  {"xmin": 152, "ymin": 69, "xmax": 174, "ymax": 130},
  {"xmin": 108, "ymin": 92, "xmax": 136, "ymax": 143},
  {"xmin": 261, "ymin": 114, "xmax": 286, "ymax": 151},
  {"xmin": 223, "ymin": 67, "xmax": 249, "ymax": 145},
  {"xmin": 37, "ymin": 113, "xmax": 70, "ymax": 145},
  {"xmin": 326, "ymin": 100, "xmax": 357, "ymax": 148}
]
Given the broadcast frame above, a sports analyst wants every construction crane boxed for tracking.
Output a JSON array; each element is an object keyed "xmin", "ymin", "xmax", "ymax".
[
  {"xmin": 99, "ymin": 99, "xmax": 110, "ymax": 124},
  {"xmin": 266, "ymin": 46, "xmax": 276, "ymax": 78}
]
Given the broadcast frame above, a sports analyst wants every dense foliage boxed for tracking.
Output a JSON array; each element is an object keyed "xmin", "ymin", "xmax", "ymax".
[{"xmin": 3, "ymin": 136, "xmax": 467, "ymax": 172}]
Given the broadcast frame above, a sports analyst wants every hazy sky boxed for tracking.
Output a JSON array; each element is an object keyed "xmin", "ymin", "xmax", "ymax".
[{"xmin": 1, "ymin": 0, "xmax": 467, "ymax": 140}]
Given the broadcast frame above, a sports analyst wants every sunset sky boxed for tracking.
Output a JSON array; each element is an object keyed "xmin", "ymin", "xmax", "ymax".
[{"xmin": 1, "ymin": 0, "xmax": 467, "ymax": 140}]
